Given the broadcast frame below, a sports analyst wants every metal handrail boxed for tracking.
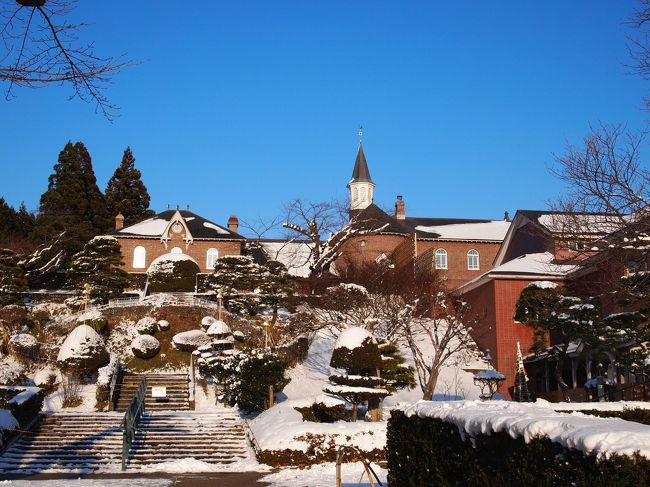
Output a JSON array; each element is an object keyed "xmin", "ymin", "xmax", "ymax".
[
  {"xmin": 108, "ymin": 358, "xmax": 122, "ymax": 412},
  {"xmin": 121, "ymin": 377, "xmax": 146, "ymax": 471}
]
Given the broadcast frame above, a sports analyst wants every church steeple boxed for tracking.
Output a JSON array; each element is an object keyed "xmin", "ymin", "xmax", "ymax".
[{"xmin": 348, "ymin": 126, "xmax": 376, "ymax": 211}]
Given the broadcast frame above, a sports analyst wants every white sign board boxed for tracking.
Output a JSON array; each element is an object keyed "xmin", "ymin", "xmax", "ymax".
[{"xmin": 151, "ymin": 386, "xmax": 167, "ymax": 398}]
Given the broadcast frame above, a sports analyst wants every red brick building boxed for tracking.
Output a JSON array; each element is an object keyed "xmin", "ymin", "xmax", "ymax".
[{"xmin": 111, "ymin": 208, "xmax": 245, "ymax": 275}]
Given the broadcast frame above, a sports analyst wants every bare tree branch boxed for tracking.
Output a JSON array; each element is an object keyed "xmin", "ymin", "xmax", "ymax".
[{"xmin": 1, "ymin": 0, "xmax": 136, "ymax": 120}]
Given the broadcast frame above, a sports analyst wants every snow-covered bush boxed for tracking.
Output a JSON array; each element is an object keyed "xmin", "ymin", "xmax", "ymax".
[
  {"xmin": 148, "ymin": 256, "xmax": 200, "ymax": 293},
  {"xmin": 136, "ymin": 316, "xmax": 158, "ymax": 335},
  {"xmin": 324, "ymin": 327, "xmax": 388, "ymax": 422},
  {"xmin": 238, "ymin": 351, "xmax": 289, "ymax": 413},
  {"xmin": 0, "ymin": 358, "xmax": 25, "ymax": 385},
  {"xmin": 131, "ymin": 334, "xmax": 161, "ymax": 359},
  {"xmin": 233, "ymin": 330, "xmax": 245, "ymax": 342},
  {"xmin": 200, "ymin": 316, "xmax": 216, "ymax": 330},
  {"xmin": 9, "ymin": 333, "xmax": 39, "ymax": 358},
  {"xmin": 172, "ymin": 329, "xmax": 211, "ymax": 351},
  {"xmin": 56, "ymin": 324, "xmax": 109, "ymax": 373},
  {"xmin": 0, "ymin": 304, "xmax": 28, "ymax": 333},
  {"xmin": 206, "ymin": 320, "xmax": 231, "ymax": 338},
  {"xmin": 0, "ymin": 386, "xmax": 44, "ymax": 427},
  {"xmin": 33, "ymin": 367, "xmax": 58, "ymax": 387},
  {"xmin": 75, "ymin": 309, "xmax": 107, "ymax": 333},
  {"xmin": 157, "ymin": 319, "xmax": 170, "ymax": 331},
  {"xmin": 294, "ymin": 393, "xmax": 349, "ymax": 423}
]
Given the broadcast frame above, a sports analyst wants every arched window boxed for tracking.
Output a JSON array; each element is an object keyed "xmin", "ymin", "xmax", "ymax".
[
  {"xmin": 467, "ymin": 249, "xmax": 479, "ymax": 270},
  {"xmin": 171, "ymin": 247, "xmax": 183, "ymax": 254},
  {"xmin": 206, "ymin": 248, "xmax": 219, "ymax": 269},
  {"xmin": 435, "ymin": 249, "xmax": 447, "ymax": 270},
  {"xmin": 133, "ymin": 246, "xmax": 146, "ymax": 269}
]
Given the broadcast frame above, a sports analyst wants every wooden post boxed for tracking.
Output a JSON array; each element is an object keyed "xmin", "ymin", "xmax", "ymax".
[{"xmin": 268, "ymin": 384, "xmax": 274, "ymax": 409}]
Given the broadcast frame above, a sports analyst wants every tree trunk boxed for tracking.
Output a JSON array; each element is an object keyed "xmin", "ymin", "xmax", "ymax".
[
  {"xmin": 366, "ymin": 397, "xmax": 382, "ymax": 422},
  {"xmin": 555, "ymin": 358, "xmax": 570, "ymax": 402},
  {"xmin": 422, "ymin": 367, "xmax": 440, "ymax": 400}
]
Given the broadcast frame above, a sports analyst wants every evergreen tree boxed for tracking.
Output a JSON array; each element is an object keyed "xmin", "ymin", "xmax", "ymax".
[
  {"xmin": 32, "ymin": 141, "xmax": 108, "ymax": 246},
  {"xmin": 105, "ymin": 147, "xmax": 154, "ymax": 226},
  {"xmin": 0, "ymin": 199, "xmax": 34, "ymax": 252},
  {"xmin": 377, "ymin": 338, "xmax": 416, "ymax": 393},
  {"xmin": 66, "ymin": 236, "xmax": 129, "ymax": 303},
  {"xmin": 0, "ymin": 249, "xmax": 26, "ymax": 306}
]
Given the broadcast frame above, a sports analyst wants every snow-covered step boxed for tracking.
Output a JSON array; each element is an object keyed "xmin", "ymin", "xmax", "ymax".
[{"xmin": 114, "ymin": 372, "xmax": 191, "ymax": 412}]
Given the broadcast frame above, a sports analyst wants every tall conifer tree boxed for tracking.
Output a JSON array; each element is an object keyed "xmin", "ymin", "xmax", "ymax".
[
  {"xmin": 32, "ymin": 141, "xmax": 108, "ymax": 245},
  {"xmin": 105, "ymin": 147, "xmax": 154, "ymax": 226}
]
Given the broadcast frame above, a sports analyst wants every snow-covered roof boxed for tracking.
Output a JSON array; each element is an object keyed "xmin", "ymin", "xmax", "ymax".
[
  {"xmin": 455, "ymin": 252, "xmax": 574, "ymax": 295},
  {"xmin": 114, "ymin": 209, "xmax": 243, "ymax": 240},
  {"xmin": 414, "ymin": 220, "xmax": 511, "ymax": 241},
  {"xmin": 259, "ymin": 241, "xmax": 313, "ymax": 278},
  {"xmin": 490, "ymin": 252, "xmax": 575, "ymax": 276}
]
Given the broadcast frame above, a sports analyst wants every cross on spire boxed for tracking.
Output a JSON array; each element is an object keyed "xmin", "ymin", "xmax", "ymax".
[{"xmin": 358, "ymin": 124, "xmax": 363, "ymax": 144}]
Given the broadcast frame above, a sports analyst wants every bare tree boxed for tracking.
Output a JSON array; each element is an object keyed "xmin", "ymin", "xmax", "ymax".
[
  {"xmin": 1, "ymin": 0, "xmax": 133, "ymax": 119},
  {"xmin": 628, "ymin": 0, "xmax": 650, "ymax": 108},
  {"xmin": 550, "ymin": 124, "xmax": 650, "ymax": 250},
  {"xmin": 282, "ymin": 198, "xmax": 387, "ymax": 278}
]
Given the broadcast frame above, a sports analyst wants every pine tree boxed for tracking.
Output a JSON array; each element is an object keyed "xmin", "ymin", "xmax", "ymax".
[
  {"xmin": 0, "ymin": 199, "xmax": 33, "ymax": 251},
  {"xmin": 377, "ymin": 338, "xmax": 416, "ymax": 393},
  {"xmin": 105, "ymin": 147, "xmax": 154, "ymax": 226},
  {"xmin": 0, "ymin": 249, "xmax": 27, "ymax": 306},
  {"xmin": 66, "ymin": 236, "xmax": 129, "ymax": 303},
  {"xmin": 32, "ymin": 141, "xmax": 108, "ymax": 246}
]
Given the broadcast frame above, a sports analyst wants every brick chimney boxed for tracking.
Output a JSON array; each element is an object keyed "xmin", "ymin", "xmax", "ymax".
[
  {"xmin": 228, "ymin": 215, "xmax": 239, "ymax": 233},
  {"xmin": 395, "ymin": 195, "xmax": 406, "ymax": 220},
  {"xmin": 115, "ymin": 212, "xmax": 125, "ymax": 230}
]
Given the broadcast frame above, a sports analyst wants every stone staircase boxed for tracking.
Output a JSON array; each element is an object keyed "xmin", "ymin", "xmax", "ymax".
[
  {"xmin": 0, "ymin": 410, "xmax": 252, "ymax": 473},
  {"xmin": 115, "ymin": 373, "xmax": 191, "ymax": 412},
  {"xmin": 0, "ymin": 412, "xmax": 124, "ymax": 472}
]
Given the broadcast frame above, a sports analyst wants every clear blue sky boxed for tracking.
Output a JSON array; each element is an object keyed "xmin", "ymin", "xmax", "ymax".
[{"xmin": 1, "ymin": 1, "xmax": 648, "ymax": 235}]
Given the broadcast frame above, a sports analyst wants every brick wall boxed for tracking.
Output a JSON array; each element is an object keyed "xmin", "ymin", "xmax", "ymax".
[{"xmin": 116, "ymin": 235, "xmax": 243, "ymax": 273}]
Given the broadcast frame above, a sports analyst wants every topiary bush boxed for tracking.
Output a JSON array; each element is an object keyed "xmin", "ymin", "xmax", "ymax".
[
  {"xmin": 148, "ymin": 258, "xmax": 200, "ymax": 293},
  {"xmin": 237, "ymin": 351, "xmax": 289, "ymax": 413},
  {"xmin": 136, "ymin": 316, "xmax": 158, "ymax": 335},
  {"xmin": 387, "ymin": 410, "xmax": 650, "ymax": 487}
]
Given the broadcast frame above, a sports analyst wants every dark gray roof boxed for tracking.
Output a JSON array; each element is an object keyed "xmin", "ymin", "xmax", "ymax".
[
  {"xmin": 350, "ymin": 143, "xmax": 372, "ymax": 183},
  {"xmin": 113, "ymin": 209, "xmax": 245, "ymax": 240}
]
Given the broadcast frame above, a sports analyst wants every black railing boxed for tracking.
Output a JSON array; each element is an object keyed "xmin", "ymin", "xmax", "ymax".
[
  {"xmin": 108, "ymin": 359, "xmax": 123, "ymax": 412},
  {"xmin": 121, "ymin": 377, "xmax": 146, "ymax": 471},
  {"xmin": 614, "ymin": 381, "xmax": 649, "ymax": 402}
]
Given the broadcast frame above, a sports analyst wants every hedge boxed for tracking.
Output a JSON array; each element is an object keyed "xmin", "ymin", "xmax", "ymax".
[
  {"xmin": 387, "ymin": 410, "xmax": 650, "ymax": 487},
  {"xmin": 578, "ymin": 408, "xmax": 650, "ymax": 426}
]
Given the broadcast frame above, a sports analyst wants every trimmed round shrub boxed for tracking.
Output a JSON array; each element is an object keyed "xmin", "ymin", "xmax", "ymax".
[
  {"xmin": 157, "ymin": 319, "xmax": 170, "ymax": 331},
  {"xmin": 148, "ymin": 257, "xmax": 200, "ymax": 293},
  {"xmin": 172, "ymin": 330, "xmax": 211, "ymax": 352},
  {"xmin": 56, "ymin": 324, "xmax": 109, "ymax": 373},
  {"xmin": 233, "ymin": 330, "xmax": 245, "ymax": 342},
  {"xmin": 9, "ymin": 333, "xmax": 39, "ymax": 358},
  {"xmin": 201, "ymin": 316, "xmax": 216, "ymax": 330},
  {"xmin": 136, "ymin": 316, "xmax": 158, "ymax": 335},
  {"xmin": 0, "ymin": 359, "xmax": 26, "ymax": 385},
  {"xmin": 131, "ymin": 335, "xmax": 161, "ymax": 359},
  {"xmin": 206, "ymin": 320, "xmax": 231, "ymax": 338}
]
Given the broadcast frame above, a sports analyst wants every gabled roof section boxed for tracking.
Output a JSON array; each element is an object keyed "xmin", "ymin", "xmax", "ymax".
[
  {"xmin": 350, "ymin": 143, "xmax": 372, "ymax": 183},
  {"xmin": 406, "ymin": 217, "xmax": 510, "ymax": 241},
  {"xmin": 352, "ymin": 204, "xmax": 412, "ymax": 234},
  {"xmin": 113, "ymin": 209, "xmax": 245, "ymax": 240}
]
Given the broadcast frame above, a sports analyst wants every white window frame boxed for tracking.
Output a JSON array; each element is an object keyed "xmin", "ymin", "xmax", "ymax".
[
  {"xmin": 170, "ymin": 246, "xmax": 183, "ymax": 254},
  {"xmin": 435, "ymin": 248, "xmax": 448, "ymax": 270},
  {"xmin": 133, "ymin": 246, "xmax": 146, "ymax": 269},
  {"xmin": 467, "ymin": 249, "xmax": 480, "ymax": 270},
  {"xmin": 206, "ymin": 248, "xmax": 219, "ymax": 269}
]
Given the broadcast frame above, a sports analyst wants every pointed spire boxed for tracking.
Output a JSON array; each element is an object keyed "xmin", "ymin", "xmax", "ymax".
[{"xmin": 351, "ymin": 130, "xmax": 372, "ymax": 183}]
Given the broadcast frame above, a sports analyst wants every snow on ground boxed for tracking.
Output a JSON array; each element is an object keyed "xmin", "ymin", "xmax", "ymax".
[
  {"xmin": 405, "ymin": 399, "xmax": 650, "ymax": 459},
  {"xmin": 42, "ymin": 382, "xmax": 97, "ymax": 413},
  {"xmin": 137, "ymin": 456, "xmax": 268, "ymax": 473},
  {"xmin": 260, "ymin": 461, "xmax": 388, "ymax": 487}
]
